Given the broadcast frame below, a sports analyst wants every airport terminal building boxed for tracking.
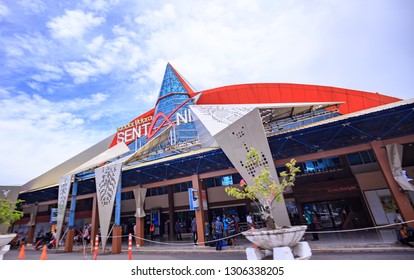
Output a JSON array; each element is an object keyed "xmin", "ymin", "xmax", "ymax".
[{"xmin": 6, "ymin": 63, "xmax": 414, "ymax": 251}]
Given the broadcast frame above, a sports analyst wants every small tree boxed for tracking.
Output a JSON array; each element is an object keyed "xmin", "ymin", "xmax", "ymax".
[
  {"xmin": 0, "ymin": 198, "xmax": 24, "ymax": 229},
  {"xmin": 225, "ymin": 147, "xmax": 300, "ymax": 229}
]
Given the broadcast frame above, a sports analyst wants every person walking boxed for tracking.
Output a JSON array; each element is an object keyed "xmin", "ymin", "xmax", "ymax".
[
  {"xmin": 133, "ymin": 223, "xmax": 139, "ymax": 247},
  {"xmin": 228, "ymin": 216, "xmax": 237, "ymax": 246},
  {"xmin": 83, "ymin": 225, "xmax": 90, "ymax": 245},
  {"xmin": 222, "ymin": 214, "xmax": 229, "ymax": 244},
  {"xmin": 149, "ymin": 222, "xmax": 155, "ymax": 241},
  {"xmin": 234, "ymin": 214, "xmax": 240, "ymax": 233},
  {"xmin": 204, "ymin": 221, "xmax": 211, "ymax": 241},
  {"xmin": 209, "ymin": 217, "xmax": 217, "ymax": 247},
  {"xmin": 214, "ymin": 216, "xmax": 224, "ymax": 251},
  {"xmin": 303, "ymin": 206, "xmax": 319, "ymax": 241},
  {"xmin": 175, "ymin": 221, "xmax": 182, "ymax": 241},
  {"xmin": 246, "ymin": 212, "xmax": 254, "ymax": 229},
  {"xmin": 191, "ymin": 217, "xmax": 198, "ymax": 245}
]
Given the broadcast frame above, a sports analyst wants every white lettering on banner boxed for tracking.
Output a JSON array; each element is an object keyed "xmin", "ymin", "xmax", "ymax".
[
  {"xmin": 176, "ymin": 109, "xmax": 193, "ymax": 125},
  {"xmin": 95, "ymin": 162, "xmax": 122, "ymax": 249},
  {"xmin": 116, "ymin": 109, "xmax": 194, "ymax": 144},
  {"xmin": 56, "ymin": 174, "xmax": 72, "ymax": 249},
  {"xmin": 125, "ymin": 129, "xmax": 133, "ymax": 142},
  {"xmin": 117, "ymin": 116, "xmax": 153, "ymax": 131}
]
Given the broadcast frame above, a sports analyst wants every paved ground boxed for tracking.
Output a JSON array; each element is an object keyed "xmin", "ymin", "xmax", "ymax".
[
  {"xmin": 3, "ymin": 227, "xmax": 413, "ymax": 260},
  {"xmin": 3, "ymin": 245, "xmax": 414, "ymax": 260}
]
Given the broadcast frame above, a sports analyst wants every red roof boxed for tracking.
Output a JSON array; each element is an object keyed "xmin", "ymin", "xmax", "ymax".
[
  {"xmin": 194, "ymin": 83, "xmax": 400, "ymax": 115},
  {"xmin": 110, "ymin": 82, "xmax": 401, "ymax": 148}
]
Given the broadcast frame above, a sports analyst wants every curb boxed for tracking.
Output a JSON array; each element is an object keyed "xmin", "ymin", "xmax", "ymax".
[
  {"xmin": 131, "ymin": 245, "xmax": 413, "ymax": 254},
  {"xmin": 311, "ymin": 247, "xmax": 414, "ymax": 253}
]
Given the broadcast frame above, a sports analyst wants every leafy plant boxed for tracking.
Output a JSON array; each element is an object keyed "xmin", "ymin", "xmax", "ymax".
[
  {"xmin": 0, "ymin": 198, "xmax": 24, "ymax": 227},
  {"xmin": 225, "ymin": 147, "xmax": 300, "ymax": 229}
]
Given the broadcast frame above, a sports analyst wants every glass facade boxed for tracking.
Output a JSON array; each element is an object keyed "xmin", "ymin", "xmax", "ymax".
[
  {"xmin": 126, "ymin": 64, "xmax": 199, "ymax": 156},
  {"xmin": 276, "ymin": 156, "xmax": 343, "ymax": 176},
  {"xmin": 203, "ymin": 173, "xmax": 243, "ymax": 188},
  {"xmin": 268, "ymin": 110, "xmax": 340, "ymax": 134},
  {"xmin": 152, "ymin": 65, "xmax": 198, "ymax": 144},
  {"xmin": 157, "ymin": 64, "xmax": 188, "ymax": 98},
  {"xmin": 142, "ymin": 181, "xmax": 194, "ymax": 197},
  {"xmin": 347, "ymin": 150, "xmax": 377, "ymax": 166}
]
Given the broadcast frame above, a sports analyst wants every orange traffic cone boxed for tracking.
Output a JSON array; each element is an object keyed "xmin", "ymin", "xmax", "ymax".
[
  {"xmin": 40, "ymin": 245, "xmax": 48, "ymax": 260},
  {"xmin": 128, "ymin": 233, "xmax": 132, "ymax": 260},
  {"xmin": 18, "ymin": 245, "xmax": 25, "ymax": 259}
]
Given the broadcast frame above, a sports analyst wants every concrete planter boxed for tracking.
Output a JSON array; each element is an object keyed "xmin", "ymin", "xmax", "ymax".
[
  {"xmin": 0, "ymin": 234, "xmax": 16, "ymax": 248},
  {"xmin": 0, "ymin": 234, "xmax": 16, "ymax": 260},
  {"xmin": 242, "ymin": 225, "xmax": 307, "ymax": 250}
]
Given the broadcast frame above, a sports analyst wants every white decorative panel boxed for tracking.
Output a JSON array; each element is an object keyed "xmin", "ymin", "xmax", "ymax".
[
  {"xmin": 95, "ymin": 162, "xmax": 122, "ymax": 250},
  {"xmin": 214, "ymin": 108, "xmax": 291, "ymax": 227},
  {"xmin": 56, "ymin": 174, "xmax": 73, "ymax": 248}
]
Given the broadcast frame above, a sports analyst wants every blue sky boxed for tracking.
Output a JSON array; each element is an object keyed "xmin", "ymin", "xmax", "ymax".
[{"xmin": 0, "ymin": 0, "xmax": 413, "ymax": 185}]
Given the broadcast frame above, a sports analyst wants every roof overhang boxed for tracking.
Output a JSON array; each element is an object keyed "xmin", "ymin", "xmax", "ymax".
[
  {"xmin": 67, "ymin": 141, "xmax": 130, "ymax": 176},
  {"xmin": 125, "ymin": 126, "xmax": 172, "ymax": 164},
  {"xmin": 189, "ymin": 102, "xmax": 342, "ymax": 137}
]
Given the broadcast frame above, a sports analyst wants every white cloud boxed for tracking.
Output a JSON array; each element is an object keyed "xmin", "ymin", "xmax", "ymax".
[
  {"xmin": 27, "ymin": 82, "xmax": 42, "ymax": 91},
  {"xmin": 112, "ymin": 25, "xmax": 139, "ymax": 41},
  {"xmin": 134, "ymin": 3, "xmax": 177, "ymax": 30},
  {"xmin": 17, "ymin": 0, "xmax": 46, "ymax": 14},
  {"xmin": 64, "ymin": 60, "xmax": 97, "ymax": 83},
  {"xmin": 63, "ymin": 93, "xmax": 109, "ymax": 111},
  {"xmin": 0, "ymin": 87, "xmax": 10, "ymax": 98},
  {"xmin": 47, "ymin": 9, "xmax": 105, "ymax": 39},
  {"xmin": 31, "ymin": 63, "xmax": 64, "ymax": 82},
  {"xmin": 31, "ymin": 72, "xmax": 63, "ymax": 83},
  {"xmin": 65, "ymin": 35, "xmax": 143, "ymax": 83},
  {"xmin": 2, "ymin": 33, "xmax": 59, "ymax": 80},
  {"xmin": 0, "ymin": 92, "xmax": 112, "ymax": 184},
  {"xmin": 86, "ymin": 35, "xmax": 105, "ymax": 52},
  {"xmin": 4, "ymin": 33, "xmax": 52, "ymax": 58},
  {"xmin": 83, "ymin": 0, "xmax": 120, "ymax": 12},
  {"xmin": 128, "ymin": 1, "xmax": 413, "ymax": 99},
  {"xmin": 0, "ymin": 2, "xmax": 9, "ymax": 18},
  {"xmin": 130, "ymin": 1, "xmax": 327, "ymax": 89}
]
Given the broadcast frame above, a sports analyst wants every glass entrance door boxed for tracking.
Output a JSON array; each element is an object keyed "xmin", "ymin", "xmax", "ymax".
[
  {"xmin": 304, "ymin": 197, "xmax": 369, "ymax": 230},
  {"xmin": 305, "ymin": 200, "xmax": 350, "ymax": 230}
]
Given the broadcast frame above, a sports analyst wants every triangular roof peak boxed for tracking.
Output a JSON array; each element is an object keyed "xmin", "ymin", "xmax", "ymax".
[{"xmin": 157, "ymin": 64, "xmax": 194, "ymax": 100}]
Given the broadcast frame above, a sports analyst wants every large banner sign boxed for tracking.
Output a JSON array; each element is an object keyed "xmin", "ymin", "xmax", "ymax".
[
  {"xmin": 133, "ymin": 187, "xmax": 147, "ymax": 218},
  {"xmin": 188, "ymin": 188, "xmax": 199, "ymax": 210},
  {"xmin": 95, "ymin": 162, "xmax": 123, "ymax": 250},
  {"xmin": 111, "ymin": 107, "xmax": 194, "ymax": 147},
  {"xmin": 27, "ymin": 203, "xmax": 39, "ymax": 226},
  {"xmin": 190, "ymin": 104, "xmax": 291, "ymax": 226},
  {"xmin": 386, "ymin": 143, "xmax": 414, "ymax": 191},
  {"xmin": 56, "ymin": 174, "xmax": 72, "ymax": 248}
]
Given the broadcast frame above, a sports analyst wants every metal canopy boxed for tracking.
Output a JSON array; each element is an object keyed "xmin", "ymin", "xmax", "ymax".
[
  {"xmin": 125, "ymin": 126, "xmax": 172, "ymax": 164},
  {"xmin": 189, "ymin": 102, "xmax": 341, "ymax": 137},
  {"xmin": 122, "ymin": 149, "xmax": 234, "ymax": 187},
  {"xmin": 67, "ymin": 141, "xmax": 130, "ymax": 175},
  {"xmin": 258, "ymin": 102, "xmax": 341, "ymax": 124},
  {"xmin": 268, "ymin": 99, "xmax": 414, "ymax": 159}
]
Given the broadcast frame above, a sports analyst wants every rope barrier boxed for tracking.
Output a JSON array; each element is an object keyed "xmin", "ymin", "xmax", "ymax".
[
  {"xmin": 305, "ymin": 219, "xmax": 414, "ymax": 234},
  {"xmin": 89, "ymin": 230, "xmax": 245, "ymax": 246},
  {"xmin": 96, "ymin": 220, "xmax": 414, "ymax": 239},
  {"xmin": 61, "ymin": 219, "xmax": 414, "ymax": 249}
]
